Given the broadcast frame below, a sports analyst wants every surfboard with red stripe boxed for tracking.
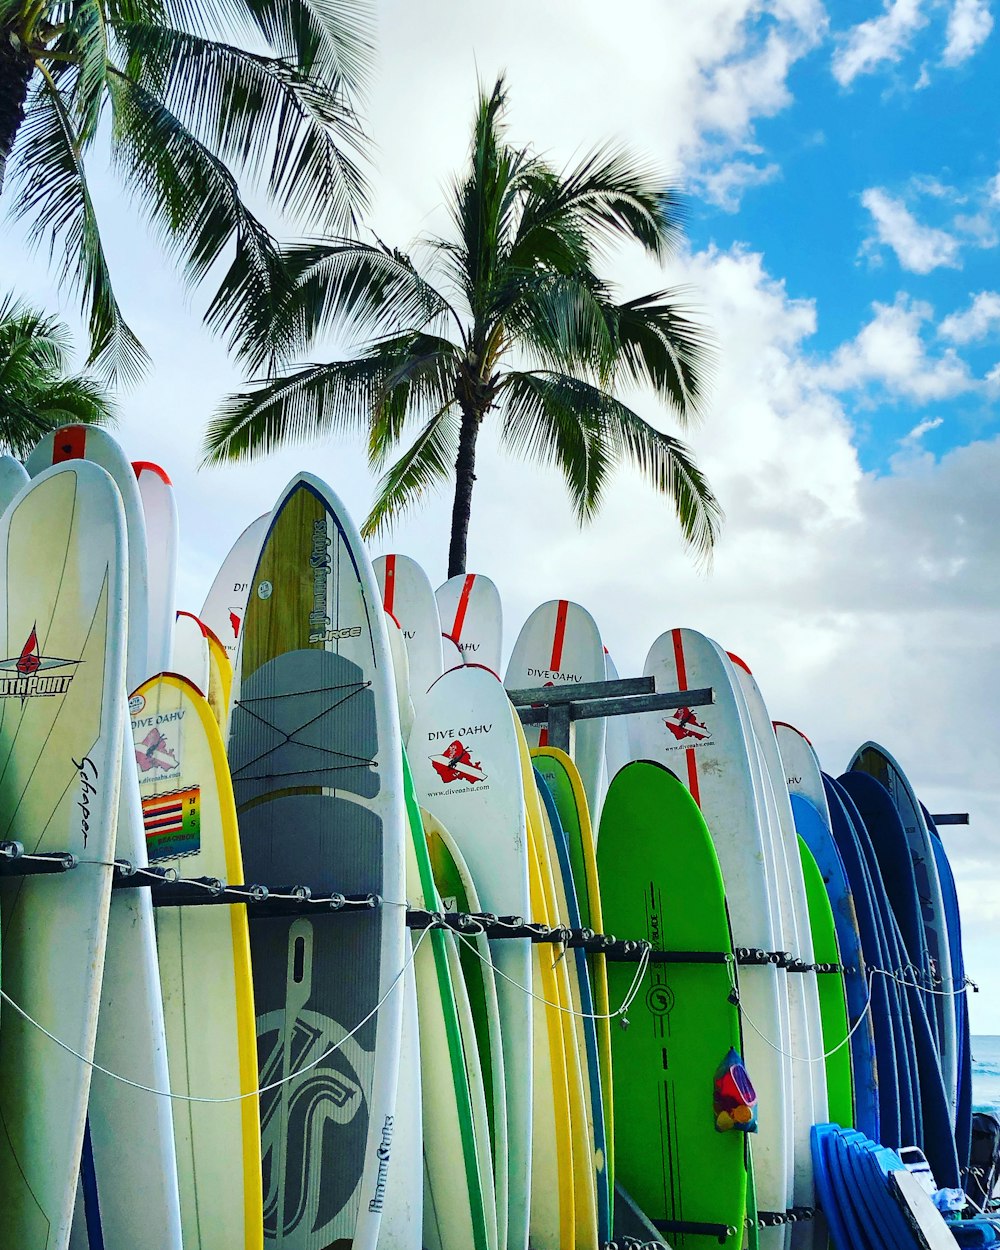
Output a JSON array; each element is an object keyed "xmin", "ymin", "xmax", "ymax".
[
  {"xmin": 374, "ymin": 554, "xmax": 444, "ymax": 697},
  {"xmin": 504, "ymin": 600, "xmax": 606, "ymax": 818},
  {"xmin": 631, "ymin": 628, "xmax": 794, "ymax": 1244},
  {"xmin": 133, "ymin": 461, "xmax": 178, "ymax": 676},
  {"xmin": 435, "ymin": 573, "xmax": 503, "ymax": 676}
]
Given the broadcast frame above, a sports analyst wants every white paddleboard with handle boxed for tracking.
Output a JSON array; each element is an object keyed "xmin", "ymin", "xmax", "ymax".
[
  {"xmin": 436, "ymin": 573, "xmax": 503, "ymax": 676},
  {"xmin": 133, "ymin": 461, "xmax": 178, "ymax": 674},
  {"xmin": 0, "ymin": 461, "xmax": 127, "ymax": 1250}
]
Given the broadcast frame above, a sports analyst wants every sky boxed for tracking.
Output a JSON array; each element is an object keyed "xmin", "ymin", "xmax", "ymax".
[{"xmin": 4, "ymin": 0, "xmax": 1000, "ymax": 1026}]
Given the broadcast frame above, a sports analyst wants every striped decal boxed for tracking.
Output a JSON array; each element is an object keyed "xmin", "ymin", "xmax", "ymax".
[
  {"xmin": 51, "ymin": 425, "xmax": 87, "ymax": 463},
  {"xmin": 447, "ymin": 573, "xmax": 476, "ymax": 642},
  {"xmin": 670, "ymin": 628, "xmax": 701, "ymax": 807},
  {"xmin": 549, "ymin": 599, "xmax": 569, "ymax": 671},
  {"xmin": 382, "ymin": 554, "xmax": 396, "ymax": 615},
  {"xmin": 132, "ymin": 460, "xmax": 172, "ymax": 485}
]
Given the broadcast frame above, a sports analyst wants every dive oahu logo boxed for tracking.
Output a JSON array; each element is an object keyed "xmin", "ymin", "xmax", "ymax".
[
  {"xmin": 0, "ymin": 626, "xmax": 81, "ymax": 700},
  {"xmin": 135, "ymin": 728, "xmax": 179, "ymax": 774},
  {"xmin": 664, "ymin": 707, "xmax": 710, "ymax": 743},
  {"xmin": 430, "ymin": 739, "xmax": 487, "ymax": 785}
]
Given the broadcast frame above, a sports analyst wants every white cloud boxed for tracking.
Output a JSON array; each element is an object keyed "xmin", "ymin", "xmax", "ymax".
[
  {"xmin": 693, "ymin": 159, "xmax": 782, "ymax": 211},
  {"xmin": 818, "ymin": 295, "xmax": 973, "ymax": 401},
  {"xmin": 988, "ymin": 168, "xmax": 1000, "ymax": 204},
  {"xmin": 861, "ymin": 187, "xmax": 962, "ymax": 273},
  {"xmin": 902, "ymin": 416, "xmax": 944, "ymax": 442},
  {"xmin": 939, "ymin": 291, "xmax": 1000, "ymax": 342},
  {"xmin": 832, "ymin": 0, "xmax": 928, "ymax": 85},
  {"xmin": 942, "ymin": 0, "xmax": 994, "ymax": 65}
]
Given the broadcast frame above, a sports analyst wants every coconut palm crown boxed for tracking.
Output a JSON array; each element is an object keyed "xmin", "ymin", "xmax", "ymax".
[
  {"xmin": 204, "ymin": 75, "xmax": 722, "ymax": 576},
  {"xmin": 0, "ymin": 0, "xmax": 371, "ymax": 382},
  {"xmin": 0, "ymin": 293, "xmax": 114, "ymax": 455}
]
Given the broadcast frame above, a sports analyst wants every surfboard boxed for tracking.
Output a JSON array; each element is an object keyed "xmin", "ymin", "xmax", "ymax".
[
  {"xmin": 424, "ymin": 811, "xmax": 510, "ymax": 1250},
  {"xmin": 598, "ymin": 761, "xmax": 748, "ymax": 1250},
  {"xmin": 0, "ymin": 462, "xmax": 127, "ymax": 1250},
  {"xmin": 172, "ymin": 609, "xmax": 211, "ymax": 695},
  {"xmin": 203, "ymin": 622, "xmax": 234, "ymax": 729},
  {"xmin": 374, "ymin": 554, "xmax": 444, "ymax": 697},
  {"xmin": 401, "ymin": 752, "xmax": 493, "ymax": 1250},
  {"xmin": 200, "ymin": 513, "xmax": 269, "ymax": 664},
  {"xmin": 530, "ymin": 747, "xmax": 614, "ymax": 1203},
  {"xmin": 0, "ymin": 454, "xmax": 28, "ymax": 513},
  {"xmin": 441, "ymin": 634, "xmax": 465, "ymax": 671},
  {"xmin": 407, "ymin": 664, "xmax": 532, "ymax": 1250},
  {"xmin": 435, "ymin": 573, "xmax": 503, "ymax": 676},
  {"xmin": 385, "ymin": 611, "xmax": 416, "ymax": 744},
  {"xmin": 847, "ymin": 742, "xmax": 957, "ymax": 1121},
  {"xmin": 728, "ymin": 657, "xmax": 826, "ymax": 1233},
  {"xmin": 798, "ymin": 837, "xmax": 854, "ymax": 1128},
  {"xmin": 601, "ymin": 651, "xmax": 631, "ymax": 809},
  {"xmin": 130, "ymin": 672, "xmax": 262, "ymax": 1249},
  {"xmin": 776, "ymin": 723, "xmax": 879, "ymax": 1141},
  {"xmin": 505, "ymin": 600, "xmax": 606, "ymax": 820},
  {"xmin": 133, "ymin": 462, "xmax": 178, "ymax": 675},
  {"xmin": 631, "ymin": 629, "xmax": 792, "ymax": 1241},
  {"xmin": 27, "ymin": 425, "xmax": 150, "ymax": 692},
  {"xmin": 228, "ymin": 471, "xmax": 406, "ymax": 1249},
  {"xmin": 379, "ymin": 956, "xmax": 422, "ymax": 1250},
  {"xmin": 534, "ymin": 764, "xmax": 609, "ymax": 1242}
]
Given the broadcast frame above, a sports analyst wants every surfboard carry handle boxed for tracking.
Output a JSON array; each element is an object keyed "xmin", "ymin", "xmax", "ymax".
[{"xmin": 507, "ymin": 675, "xmax": 714, "ymax": 752}]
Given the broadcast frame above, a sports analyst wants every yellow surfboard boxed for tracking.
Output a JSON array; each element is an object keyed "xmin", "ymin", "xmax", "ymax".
[{"xmin": 130, "ymin": 672, "xmax": 262, "ymax": 1249}]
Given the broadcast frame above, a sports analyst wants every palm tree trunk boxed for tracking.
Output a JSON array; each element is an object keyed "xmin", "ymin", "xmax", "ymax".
[
  {"xmin": 0, "ymin": 29, "xmax": 34, "ymax": 196},
  {"xmin": 447, "ymin": 407, "xmax": 479, "ymax": 578}
]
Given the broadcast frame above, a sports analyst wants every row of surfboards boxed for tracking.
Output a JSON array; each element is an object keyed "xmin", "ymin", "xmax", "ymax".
[{"xmin": 0, "ymin": 425, "xmax": 971, "ymax": 1250}]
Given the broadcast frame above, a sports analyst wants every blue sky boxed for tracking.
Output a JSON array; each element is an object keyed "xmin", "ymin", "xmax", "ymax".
[{"xmin": 4, "ymin": 0, "xmax": 1000, "ymax": 1026}]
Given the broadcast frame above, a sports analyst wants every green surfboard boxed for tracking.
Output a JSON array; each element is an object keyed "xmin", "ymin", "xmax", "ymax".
[
  {"xmin": 598, "ymin": 761, "xmax": 748, "ymax": 1249},
  {"xmin": 798, "ymin": 835, "xmax": 854, "ymax": 1128}
]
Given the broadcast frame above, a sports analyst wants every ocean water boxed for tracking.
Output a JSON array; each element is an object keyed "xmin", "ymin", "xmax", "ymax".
[{"xmin": 973, "ymin": 1036, "xmax": 1000, "ymax": 1115}]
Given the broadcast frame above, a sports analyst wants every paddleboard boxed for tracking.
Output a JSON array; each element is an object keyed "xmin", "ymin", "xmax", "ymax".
[
  {"xmin": 130, "ymin": 672, "xmax": 262, "ymax": 1248},
  {"xmin": 203, "ymin": 621, "xmax": 234, "ymax": 729},
  {"xmin": 133, "ymin": 461, "xmax": 178, "ymax": 674},
  {"xmin": 228, "ymin": 471, "xmax": 406, "ymax": 1249},
  {"xmin": 172, "ymin": 609, "xmax": 211, "ymax": 695},
  {"xmin": 848, "ymin": 742, "xmax": 957, "ymax": 1120},
  {"xmin": 200, "ymin": 513, "xmax": 269, "ymax": 664},
  {"xmin": 598, "ymin": 761, "xmax": 748, "ymax": 1250},
  {"xmin": 408, "ymin": 664, "xmax": 532, "ymax": 1250},
  {"xmin": 0, "ymin": 462, "xmax": 127, "ymax": 1250},
  {"xmin": 0, "ymin": 454, "xmax": 28, "ymax": 513},
  {"xmin": 378, "ymin": 956, "xmax": 422, "ymax": 1250},
  {"xmin": 631, "ymin": 629, "xmax": 793, "ymax": 1240},
  {"xmin": 27, "ymin": 425, "xmax": 150, "ymax": 691},
  {"xmin": 374, "ymin": 554, "xmax": 444, "ymax": 696},
  {"xmin": 435, "ymin": 573, "xmax": 503, "ymax": 676},
  {"xmin": 601, "ymin": 651, "xmax": 631, "ymax": 808},
  {"xmin": 505, "ymin": 599, "xmax": 606, "ymax": 819}
]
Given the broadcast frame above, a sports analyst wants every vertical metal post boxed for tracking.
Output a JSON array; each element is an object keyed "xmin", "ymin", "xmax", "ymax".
[{"xmin": 546, "ymin": 703, "xmax": 572, "ymax": 753}]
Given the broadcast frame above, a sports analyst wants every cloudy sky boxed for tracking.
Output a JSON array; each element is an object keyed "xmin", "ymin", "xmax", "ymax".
[{"xmin": 4, "ymin": 1, "xmax": 1000, "ymax": 1026}]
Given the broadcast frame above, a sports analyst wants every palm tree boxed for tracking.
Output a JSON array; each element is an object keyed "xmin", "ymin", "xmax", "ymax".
[
  {"xmin": 0, "ymin": 0, "xmax": 370, "ymax": 383},
  {"xmin": 0, "ymin": 293, "xmax": 114, "ymax": 455},
  {"xmin": 204, "ymin": 76, "xmax": 722, "ymax": 576}
]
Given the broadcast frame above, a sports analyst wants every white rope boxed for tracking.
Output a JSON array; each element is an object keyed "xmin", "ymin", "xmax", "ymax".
[
  {"xmin": 728, "ymin": 962, "xmax": 972, "ymax": 1066},
  {"xmin": 456, "ymin": 930, "xmax": 650, "ymax": 1021},
  {"xmin": 0, "ymin": 927, "xmax": 429, "ymax": 1104}
]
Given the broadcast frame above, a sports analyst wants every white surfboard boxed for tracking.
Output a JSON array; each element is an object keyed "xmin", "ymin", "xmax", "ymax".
[
  {"xmin": 386, "ymin": 612, "xmax": 416, "ymax": 744},
  {"xmin": 27, "ymin": 425, "xmax": 151, "ymax": 692},
  {"xmin": 408, "ymin": 665, "xmax": 533, "ymax": 1250},
  {"xmin": 631, "ymin": 629, "xmax": 794, "ymax": 1245},
  {"xmin": 729, "ymin": 656, "xmax": 827, "ymax": 1242},
  {"xmin": 505, "ymin": 600, "xmax": 606, "ymax": 819},
  {"xmin": 0, "ymin": 462, "xmax": 127, "ymax": 1250},
  {"xmin": 436, "ymin": 573, "xmax": 503, "ymax": 676},
  {"xmin": 601, "ymin": 650, "xmax": 631, "ymax": 816},
  {"xmin": 130, "ymin": 672, "xmax": 262, "ymax": 1249},
  {"xmin": 172, "ymin": 610, "xmax": 211, "ymax": 695},
  {"xmin": 374, "ymin": 554, "xmax": 444, "ymax": 696},
  {"xmin": 379, "ymin": 958, "xmax": 423, "ymax": 1250},
  {"xmin": 133, "ymin": 462, "xmax": 179, "ymax": 675},
  {"xmin": 773, "ymin": 722, "xmax": 828, "ymax": 819},
  {"xmin": 81, "ymin": 732, "xmax": 183, "ymax": 1250},
  {"xmin": 229, "ymin": 472, "xmax": 406, "ymax": 1249},
  {"xmin": 441, "ymin": 633, "xmax": 465, "ymax": 672},
  {"xmin": 0, "ymin": 454, "xmax": 28, "ymax": 514},
  {"xmin": 199, "ymin": 513, "xmax": 269, "ymax": 664}
]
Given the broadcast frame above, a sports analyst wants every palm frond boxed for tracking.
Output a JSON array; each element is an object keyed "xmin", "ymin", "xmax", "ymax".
[
  {"xmin": 113, "ymin": 23, "xmax": 367, "ymax": 229},
  {"xmin": 500, "ymin": 270, "xmax": 617, "ymax": 380},
  {"xmin": 26, "ymin": 374, "xmax": 117, "ymax": 428},
  {"xmin": 610, "ymin": 289, "xmax": 716, "ymax": 424},
  {"xmin": 9, "ymin": 74, "xmax": 149, "ymax": 383},
  {"xmin": 253, "ymin": 238, "xmax": 456, "ymax": 368},
  {"xmin": 238, "ymin": 0, "xmax": 372, "ymax": 94},
  {"xmin": 497, "ymin": 370, "xmax": 611, "ymax": 520},
  {"xmin": 362, "ymin": 406, "xmax": 458, "ymax": 538},
  {"xmin": 67, "ymin": 0, "xmax": 111, "ymax": 144},
  {"xmin": 360, "ymin": 332, "xmax": 459, "ymax": 468}
]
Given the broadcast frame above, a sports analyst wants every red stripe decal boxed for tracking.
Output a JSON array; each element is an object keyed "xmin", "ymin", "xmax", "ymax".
[
  {"xmin": 132, "ymin": 461, "xmax": 172, "ymax": 485},
  {"xmin": 549, "ymin": 600, "xmax": 569, "ymax": 672},
  {"xmin": 448, "ymin": 574, "xmax": 475, "ymax": 642},
  {"xmin": 383, "ymin": 554, "xmax": 396, "ymax": 615},
  {"xmin": 671, "ymin": 628, "xmax": 701, "ymax": 806},
  {"xmin": 51, "ymin": 426, "xmax": 86, "ymax": 464},
  {"xmin": 727, "ymin": 651, "xmax": 752, "ymax": 675}
]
